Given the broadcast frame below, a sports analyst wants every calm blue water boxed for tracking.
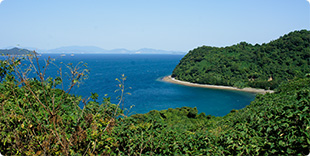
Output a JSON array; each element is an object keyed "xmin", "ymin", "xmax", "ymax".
[{"xmin": 20, "ymin": 54, "xmax": 256, "ymax": 116}]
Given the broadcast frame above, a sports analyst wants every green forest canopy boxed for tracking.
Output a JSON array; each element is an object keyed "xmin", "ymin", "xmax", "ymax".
[{"xmin": 172, "ymin": 30, "xmax": 310, "ymax": 90}]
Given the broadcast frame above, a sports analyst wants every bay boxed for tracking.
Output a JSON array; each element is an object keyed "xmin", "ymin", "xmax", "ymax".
[{"xmin": 29, "ymin": 54, "xmax": 256, "ymax": 116}]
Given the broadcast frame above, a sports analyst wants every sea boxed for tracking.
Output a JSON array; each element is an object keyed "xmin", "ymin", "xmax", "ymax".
[{"xmin": 19, "ymin": 54, "xmax": 256, "ymax": 116}]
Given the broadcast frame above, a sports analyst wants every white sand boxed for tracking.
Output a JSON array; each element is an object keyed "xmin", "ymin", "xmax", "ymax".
[{"xmin": 162, "ymin": 75, "xmax": 274, "ymax": 94}]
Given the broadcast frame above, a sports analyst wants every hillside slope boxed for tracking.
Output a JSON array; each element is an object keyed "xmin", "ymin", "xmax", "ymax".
[{"xmin": 172, "ymin": 30, "xmax": 310, "ymax": 89}]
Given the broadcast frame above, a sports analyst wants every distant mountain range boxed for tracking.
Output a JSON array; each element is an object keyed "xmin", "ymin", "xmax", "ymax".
[{"xmin": 9, "ymin": 46, "xmax": 186, "ymax": 55}]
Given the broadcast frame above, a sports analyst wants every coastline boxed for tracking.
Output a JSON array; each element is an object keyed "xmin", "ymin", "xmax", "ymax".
[{"xmin": 162, "ymin": 75, "xmax": 274, "ymax": 94}]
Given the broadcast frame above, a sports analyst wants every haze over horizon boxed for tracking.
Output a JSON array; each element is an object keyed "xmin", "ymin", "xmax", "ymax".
[{"xmin": 0, "ymin": 0, "xmax": 309, "ymax": 52}]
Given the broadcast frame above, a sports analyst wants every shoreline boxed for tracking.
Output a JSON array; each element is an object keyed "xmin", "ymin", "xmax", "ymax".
[{"xmin": 162, "ymin": 75, "xmax": 274, "ymax": 94}]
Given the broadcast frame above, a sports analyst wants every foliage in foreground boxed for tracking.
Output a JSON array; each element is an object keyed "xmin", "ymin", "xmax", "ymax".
[
  {"xmin": 0, "ymin": 54, "xmax": 309, "ymax": 155},
  {"xmin": 0, "ymin": 54, "xmax": 125, "ymax": 155}
]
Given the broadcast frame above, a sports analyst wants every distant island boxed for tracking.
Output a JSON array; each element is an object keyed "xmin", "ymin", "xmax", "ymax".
[
  {"xmin": 0, "ymin": 47, "xmax": 36, "ymax": 55},
  {"xmin": 171, "ymin": 29, "xmax": 310, "ymax": 90}
]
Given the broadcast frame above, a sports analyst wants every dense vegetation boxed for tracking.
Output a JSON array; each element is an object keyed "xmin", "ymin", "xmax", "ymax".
[
  {"xmin": 0, "ymin": 47, "xmax": 35, "ymax": 55},
  {"xmin": 0, "ymin": 51, "xmax": 309, "ymax": 155},
  {"xmin": 172, "ymin": 30, "xmax": 310, "ymax": 89}
]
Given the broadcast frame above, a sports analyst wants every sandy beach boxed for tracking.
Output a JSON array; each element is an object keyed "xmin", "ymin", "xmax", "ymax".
[{"xmin": 162, "ymin": 75, "xmax": 274, "ymax": 94}]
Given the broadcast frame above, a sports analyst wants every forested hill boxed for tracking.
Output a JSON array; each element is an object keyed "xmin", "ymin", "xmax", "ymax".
[
  {"xmin": 172, "ymin": 30, "xmax": 310, "ymax": 90},
  {"xmin": 0, "ymin": 47, "xmax": 35, "ymax": 55}
]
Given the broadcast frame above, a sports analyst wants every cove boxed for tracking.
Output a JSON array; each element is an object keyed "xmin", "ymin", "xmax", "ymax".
[{"xmin": 36, "ymin": 54, "xmax": 256, "ymax": 116}]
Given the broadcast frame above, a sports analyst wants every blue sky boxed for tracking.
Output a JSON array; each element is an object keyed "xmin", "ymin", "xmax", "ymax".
[{"xmin": 0, "ymin": 0, "xmax": 309, "ymax": 52}]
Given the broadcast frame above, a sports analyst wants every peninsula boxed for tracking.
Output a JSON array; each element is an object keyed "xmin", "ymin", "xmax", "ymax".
[{"xmin": 171, "ymin": 30, "xmax": 310, "ymax": 90}]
